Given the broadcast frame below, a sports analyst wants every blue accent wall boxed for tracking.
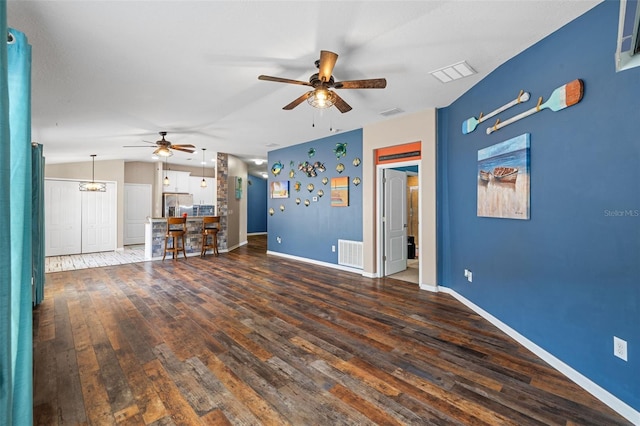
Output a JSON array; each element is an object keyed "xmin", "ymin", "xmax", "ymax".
[
  {"xmin": 247, "ymin": 174, "xmax": 267, "ymax": 233},
  {"xmin": 267, "ymin": 129, "xmax": 363, "ymax": 263},
  {"xmin": 439, "ymin": 1, "xmax": 639, "ymax": 411}
]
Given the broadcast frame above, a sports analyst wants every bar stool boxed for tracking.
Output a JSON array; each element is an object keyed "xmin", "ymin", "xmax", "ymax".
[
  {"xmin": 163, "ymin": 217, "xmax": 187, "ymax": 260},
  {"xmin": 201, "ymin": 216, "xmax": 220, "ymax": 257}
]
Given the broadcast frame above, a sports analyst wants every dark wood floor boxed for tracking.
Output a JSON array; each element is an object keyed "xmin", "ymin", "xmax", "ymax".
[{"xmin": 34, "ymin": 235, "xmax": 631, "ymax": 425}]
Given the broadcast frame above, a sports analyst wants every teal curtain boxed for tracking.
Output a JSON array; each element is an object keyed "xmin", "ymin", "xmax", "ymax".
[
  {"xmin": 32, "ymin": 143, "xmax": 44, "ymax": 306},
  {"xmin": 1, "ymin": 4, "xmax": 34, "ymax": 422}
]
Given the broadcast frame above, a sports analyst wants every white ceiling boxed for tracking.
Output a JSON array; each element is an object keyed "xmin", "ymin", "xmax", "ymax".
[{"xmin": 7, "ymin": 1, "xmax": 600, "ymax": 176}]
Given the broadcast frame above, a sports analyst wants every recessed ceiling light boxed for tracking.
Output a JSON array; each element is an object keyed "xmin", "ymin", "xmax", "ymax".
[{"xmin": 430, "ymin": 61, "xmax": 476, "ymax": 83}]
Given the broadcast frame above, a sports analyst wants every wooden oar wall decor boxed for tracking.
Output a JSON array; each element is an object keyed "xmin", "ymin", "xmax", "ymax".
[
  {"xmin": 486, "ymin": 79, "xmax": 584, "ymax": 135},
  {"xmin": 462, "ymin": 90, "xmax": 530, "ymax": 134}
]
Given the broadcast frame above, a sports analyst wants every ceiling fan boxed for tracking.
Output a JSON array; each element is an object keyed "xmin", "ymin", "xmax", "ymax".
[
  {"xmin": 123, "ymin": 131, "xmax": 196, "ymax": 157},
  {"xmin": 258, "ymin": 50, "xmax": 386, "ymax": 113}
]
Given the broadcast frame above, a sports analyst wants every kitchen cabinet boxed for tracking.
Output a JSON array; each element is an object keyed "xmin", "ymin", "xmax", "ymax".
[
  {"xmin": 163, "ymin": 170, "xmax": 191, "ymax": 193},
  {"xmin": 190, "ymin": 176, "xmax": 216, "ymax": 205}
]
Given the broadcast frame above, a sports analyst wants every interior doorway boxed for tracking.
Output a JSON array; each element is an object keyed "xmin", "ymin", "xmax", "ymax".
[{"xmin": 378, "ymin": 161, "xmax": 420, "ymax": 284}]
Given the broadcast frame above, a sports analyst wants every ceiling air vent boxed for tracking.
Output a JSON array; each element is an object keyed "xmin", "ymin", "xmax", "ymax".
[
  {"xmin": 430, "ymin": 61, "xmax": 476, "ymax": 83},
  {"xmin": 379, "ymin": 107, "xmax": 404, "ymax": 117}
]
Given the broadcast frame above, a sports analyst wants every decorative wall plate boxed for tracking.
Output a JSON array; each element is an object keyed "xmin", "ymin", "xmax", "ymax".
[
  {"xmin": 294, "ymin": 181, "xmax": 301, "ymax": 192},
  {"xmin": 271, "ymin": 161, "xmax": 283, "ymax": 176},
  {"xmin": 269, "ymin": 207, "xmax": 275, "ymax": 216},
  {"xmin": 307, "ymin": 183, "xmax": 314, "ymax": 192},
  {"xmin": 317, "ymin": 189, "xmax": 324, "ymax": 197},
  {"xmin": 289, "ymin": 169, "xmax": 295, "ymax": 178},
  {"xmin": 352, "ymin": 157, "xmax": 361, "ymax": 167},
  {"xmin": 295, "ymin": 197, "xmax": 301, "ymax": 205},
  {"xmin": 322, "ymin": 177, "xmax": 329, "ymax": 185},
  {"xmin": 334, "ymin": 143, "xmax": 347, "ymax": 159},
  {"xmin": 336, "ymin": 163, "xmax": 345, "ymax": 173},
  {"xmin": 308, "ymin": 148, "xmax": 316, "ymax": 157},
  {"xmin": 304, "ymin": 199, "xmax": 310, "ymax": 206},
  {"xmin": 314, "ymin": 161, "xmax": 326, "ymax": 173},
  {"xmin": 353, "ymin": 177, "xmax": 361, "ymax": 186},
  {"xmin": 279, "ymin": 204, "xmax": 285, "ymax": 212}
]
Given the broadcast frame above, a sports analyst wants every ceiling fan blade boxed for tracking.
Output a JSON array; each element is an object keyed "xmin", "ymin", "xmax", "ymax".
[
  {"xmin": 332, "ymin": 92, "xmax": 352, "ymax": 113},
  {"xmin": 258, "ymin": 75, "xmax": 312, "ymax": 86},
  {"xmin": 283, "ymin": 91, "xmax": 313, "ymax": 110},
  {"xmin": 334, "ymin": 78, "xmax": 387, "ymax": 89},
  {"xmin": 318, "ymin": 50, "xmax": 338, "ymax": 83},
  {"xmin": 171, "ymin": 146, "xmax": 196, "ymax": 153},
  {"xmin": 123, "ymin": 145, "xmax": 155, "ymax": 148}
]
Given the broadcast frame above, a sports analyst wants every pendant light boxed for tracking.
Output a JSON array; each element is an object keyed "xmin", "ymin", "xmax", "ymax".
[
  {"xmin": 163, "ymin": 157, "xmax": 170, "ymax": 187},
  {"xmin": 200, "ymin": 148, "xmax": 207, "ymax": 188},
  {"xmin": 79, "ymin": 154, "xmax": 106, "ymax": 192}
]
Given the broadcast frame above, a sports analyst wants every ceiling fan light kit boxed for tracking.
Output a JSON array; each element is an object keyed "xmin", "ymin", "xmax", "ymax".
[
  {"xmin": 258, "ymin": 50, "xmax": 386, "ymax": 113},
  {"xmin": 79, "ymin": 154, "xmax": 107, "ymax": 192},
  {"xmin": 308, "ymin": 88, "xmax": 336, "ymax": 109}
]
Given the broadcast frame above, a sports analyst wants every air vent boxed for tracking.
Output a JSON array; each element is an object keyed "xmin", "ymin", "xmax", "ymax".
[
  {"xmin": 430, "ymin": 61, "xmax": 476, "ymax": 83},
  {"xmin": 379, "ymin": 107, "xmax": 404, "ymax": 117},
  {"xmin": 338, "ymin": 239, "xmax": 363, "ymax": 269}
]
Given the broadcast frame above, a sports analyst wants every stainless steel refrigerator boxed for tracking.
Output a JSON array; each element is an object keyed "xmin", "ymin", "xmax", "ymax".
[{"xmin": 163, "ymin": 193, "xmax": 194, "ymax": 217}]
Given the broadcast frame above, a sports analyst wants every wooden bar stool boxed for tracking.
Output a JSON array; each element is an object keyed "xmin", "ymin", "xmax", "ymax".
[
  {"xmin": 201, "ymin": 216, "xmax": 220, "ymax": 257},
  {"xmin": 163, "ymin": 217, "xmax": 187, "ymax": 260}
]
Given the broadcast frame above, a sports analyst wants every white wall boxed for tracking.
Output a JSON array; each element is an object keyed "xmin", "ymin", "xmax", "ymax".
[{"xmin": 362, "ymin": 109, "xmax": 438, "ymax": 287}]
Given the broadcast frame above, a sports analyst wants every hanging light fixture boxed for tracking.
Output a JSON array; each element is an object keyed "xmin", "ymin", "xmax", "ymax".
[
  {"xmin": 307, "ymin": 88, "xmax": 336, "ymax": 109},
  {"xmin": 79, "ymin": 154, "xmax": 107, "ymax": 192},
  {"xmin": 163, "ymin": 157, "xmax": 170, "ymax": 186},
  {"xmin": 200, "ymin": 148, "xmax": 207, "ymax": 188}
]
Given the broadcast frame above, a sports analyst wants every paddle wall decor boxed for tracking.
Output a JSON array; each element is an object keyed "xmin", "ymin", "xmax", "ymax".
[
  {"xmin": 486, "ymin": 79, "xmax": 584, "ymax": 135},
  {"xmin": 462, "ymin": 90, "xmax": 530, "ymax": 134}
]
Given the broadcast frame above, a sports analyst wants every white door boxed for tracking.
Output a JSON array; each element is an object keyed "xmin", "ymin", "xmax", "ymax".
[
  {"xmin": 81, "ymin": 183, "xmax": 116, "ymax": 253},
  {"xmin": 384, "ymin": 169, "xmax": 407, "ymax": 275},
  {"xmin": 124, "ymin": 183, "xmax": 152, "ymax": 245},
  {"xmin": 45, "ymin": 180, "xmax": 82, "ymax": 256}
]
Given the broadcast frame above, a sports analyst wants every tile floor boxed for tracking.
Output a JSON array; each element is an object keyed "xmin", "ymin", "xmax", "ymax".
[{"xmin": 45, "ymin": 245, "xmax": 146, "ymax": 273}]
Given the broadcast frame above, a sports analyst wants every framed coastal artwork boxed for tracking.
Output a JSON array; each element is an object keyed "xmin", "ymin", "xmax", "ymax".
[
  {"xmin": 477, "ymin": 133, "xmax": 530, "ymax": 220},
  {"xmin": 270, "ymin": 180, "xmax": 289, "ymax": 199},
  {"xmin": 331, "ymin": 176, "xmax": 349, "ymax": 207}
]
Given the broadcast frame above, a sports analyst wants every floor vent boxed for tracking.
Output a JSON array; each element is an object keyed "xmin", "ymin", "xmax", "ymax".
[{"xmin": 338, "ymin": 239, "xmax": 363, "ymax": 269}]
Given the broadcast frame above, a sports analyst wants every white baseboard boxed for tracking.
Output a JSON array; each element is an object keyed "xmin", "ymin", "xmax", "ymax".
[
  {"xmin": 266, "ymin": 251, "xmax": 363, "ymax": 275},
  {"xmin": 439, "ymin": 287, "xmax": 639, "ymax": 426}
]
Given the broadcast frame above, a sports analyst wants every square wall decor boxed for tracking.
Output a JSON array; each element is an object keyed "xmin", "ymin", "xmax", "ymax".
[
  {"xmin": 477, "ymin": 133, "xmax": 530, "ymax": 220},
  {"xmin": 331, "ymin": 176, "xmax": 349, "ymax": 207},
  {"xmin": 270, "ymin": 180, "xmax": 289, "ymax": 199}
]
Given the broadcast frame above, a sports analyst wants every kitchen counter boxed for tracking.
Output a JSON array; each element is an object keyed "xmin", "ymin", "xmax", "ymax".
[{"xmin": 144, "ymin": 217, "xmax": 219, "ymax": 260}]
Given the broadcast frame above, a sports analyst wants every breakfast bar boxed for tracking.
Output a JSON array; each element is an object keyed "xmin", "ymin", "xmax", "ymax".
[{"xmin": 144, "ymin": 217, "xmax": 218, "ymax": 260}]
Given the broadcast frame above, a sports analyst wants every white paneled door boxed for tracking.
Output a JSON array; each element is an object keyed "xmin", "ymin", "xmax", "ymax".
[
  {"xmin": 124, "ymin": 183, "xmax": 152, "ymax": 245},
  {"xmin": 384, "ymin": 169, "xmax": 408, "ymax": 276},
  {"xmin": 45, "ymin": 179, "xmax": 117, "ymax": 256},
  {"xmin": 45, "ymin": 180, "xmax": 82, "ymax": 256},
  {"xmin": 82, "ymin": 183, "xmax": 116, "ymax": 253}
]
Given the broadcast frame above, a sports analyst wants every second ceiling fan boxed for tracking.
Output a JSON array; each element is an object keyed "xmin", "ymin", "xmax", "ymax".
[
  {"xmin": 258, "ymin": 50, "xmax": 386, "ymax": 113},
  {"xmin": 124, "ymin": 131, "xmax": 196, "ymax": 157}
]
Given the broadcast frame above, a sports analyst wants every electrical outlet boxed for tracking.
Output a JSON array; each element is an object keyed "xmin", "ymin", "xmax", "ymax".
[
  {"xmin": 331, "ymin": 245, "xmax": 336, "ymax": 252},
  {"xmin": 276, "ymin": 236, "xmax": 282, "ymax": 244},
  {"xmin": 468, "ymin": 271, "xmax": 473, "ymax": 283},
  {"xmin": 464, "ymin": 269, "xmax": 469, "ymax": 277},
  {"xmin": 614, "ymin": 336, "xmax": 627, "ymax": 361}
]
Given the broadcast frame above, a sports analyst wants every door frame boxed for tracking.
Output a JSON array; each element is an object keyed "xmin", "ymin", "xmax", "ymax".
[{"xmin": 376, "ymin": 159, "xmax": 420, "ymax": 279}]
